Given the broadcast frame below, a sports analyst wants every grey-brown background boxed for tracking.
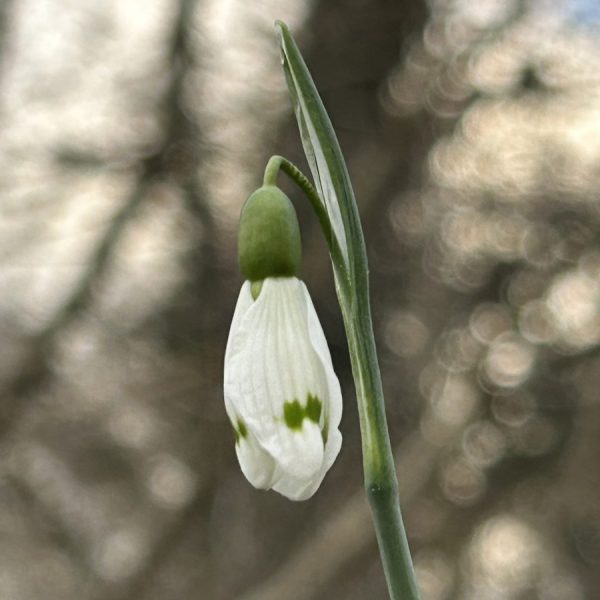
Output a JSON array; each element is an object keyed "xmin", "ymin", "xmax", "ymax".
[{"xmin": 1, "ymin": 0, "xmax": 599, "ymax": 598}]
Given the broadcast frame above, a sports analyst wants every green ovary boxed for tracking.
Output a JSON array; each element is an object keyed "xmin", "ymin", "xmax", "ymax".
[{"xmin": 238, "ymin": 185, "xmax": 302, "ymax": 281}]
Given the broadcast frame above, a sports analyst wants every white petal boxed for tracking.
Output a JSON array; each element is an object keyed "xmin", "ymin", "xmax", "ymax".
[
  {"xmin": 271, "ymin": 472, "xmax": 320, "ymax": 501},
  {"xmin": 224, "ymin": 277, "xmax": 343, "ymax": 500},
  {"xmin": 261, "ymin": 420, "xmax": 323, "ymax": 480},
  {"xmin": 301, "ymin": 280, "xmax": 343, "ymax": 445},
  {"xmin": 272, "ymin": 428, "xmax": 342, "ymax": 501},
  {"xmin": 223, "ymin": 281, "xmax": 254, "ymax": 423},
  {"xmin": 236, "ymin": 426, "xmax": 277, "ymax": 490}
]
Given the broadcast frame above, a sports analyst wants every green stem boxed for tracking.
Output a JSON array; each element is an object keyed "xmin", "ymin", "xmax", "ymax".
[
  {"xmin": 346, "ymin": 316, "xmax": 421, "ymax": 600},
  {"xmin": 265, "ymin": 155, "xmax": 420, "ymax": 600}
]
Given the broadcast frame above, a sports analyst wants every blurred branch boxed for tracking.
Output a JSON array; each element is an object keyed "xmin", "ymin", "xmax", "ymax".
[
  {"xmin": 110, "ymin": 483, "xmax": 215, "ymax": 600},
  {"xmin": 6, "ymin": 472, "xmax": 104, "ymax": 589},
  {"xmin": 0, "ymin": 0, "xmax": 211, "ymax": 434},
  {"xmin": 0, "ymin": 0, "xmax": 216, "ymax": 589},
  {"xmin": 0, "ymin": 172, "xmax": 152, "ymax": 430},
  {"xmin": 0, "ymin": 0, "xmax": 15, "ymax": 72}
]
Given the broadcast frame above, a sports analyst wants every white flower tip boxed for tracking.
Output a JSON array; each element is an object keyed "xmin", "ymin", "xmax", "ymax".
[{"xmin": 235, "ymin": 419, "xmax": 276, "ymax": 490}]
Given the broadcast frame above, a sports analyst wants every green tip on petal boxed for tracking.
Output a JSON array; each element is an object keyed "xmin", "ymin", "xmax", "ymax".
[
  {"xmin": 283, "ymin": 399, "xmax": 304, "ymax": 430},
  {"xmin": 238, "ymin": 185, "xmax": 302, "ymax": 281},
  {"xmin": 234, "ymin": 417, "xmax": 248, "ymax": 445},
  {"xmin": 250, "ymin": 280, "xmax": 264, "ymax": 300},
  {"xmin": 305, "ymin": 393, "xmax": 322, "ymax": 423},
  {"xmin": 283, "ymin": 394, "xmax": 323, "ymax": 431}
]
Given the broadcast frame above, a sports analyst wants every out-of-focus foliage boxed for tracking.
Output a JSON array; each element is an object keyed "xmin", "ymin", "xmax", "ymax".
[{"xmin": 0, "ymin": 0, "xmax": 599, "ymax": 599}]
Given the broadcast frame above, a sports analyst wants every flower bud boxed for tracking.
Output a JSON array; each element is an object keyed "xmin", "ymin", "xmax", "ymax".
[{"xmin": 238, "ymin": 185, "xmax": 302, "ymax": 281}]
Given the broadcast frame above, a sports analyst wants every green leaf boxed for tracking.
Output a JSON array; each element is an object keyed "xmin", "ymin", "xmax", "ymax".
[
  {"xmin": 276, "ymin": 20, "xmax": 368, "ymax": 299},
  {"xmin": 275, "ymin": 22, "xmax": 421, "ymax": 600}
]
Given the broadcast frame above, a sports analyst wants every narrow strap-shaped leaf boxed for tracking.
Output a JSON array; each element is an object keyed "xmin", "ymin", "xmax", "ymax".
[
  {"xmin": 276, "ymin": 20, "xmax": 370, "ymax": 299},
  {"xmin": 276, "ymin": 21, "xmax": 421, "ymax": 600}
]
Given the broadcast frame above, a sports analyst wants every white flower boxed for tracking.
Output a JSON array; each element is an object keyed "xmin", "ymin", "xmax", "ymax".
[{"xmin": 224, "ymin": 277, "xmax": 342, "ymax": 501}]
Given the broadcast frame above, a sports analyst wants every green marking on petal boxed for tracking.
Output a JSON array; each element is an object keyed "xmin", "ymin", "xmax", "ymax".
[
  {"xmin": 321, "ymin": 420, "xmax": 329, "ymax": 444},
  {"xmin": 250, "ymin": 280, "xmax": 264, "ymax": 300},
  {"xmin": 306, "ymin": 393, "xmax": 322, "ymax": 423},
  {"xmin": 283, "ymin": 394, "xmax": 325, "ymax": 434},
  {"xmin": 233, "ymin": 418, "xmax": 248, "ymax": 445},
  {"xmin": 284, "ymin": 400, "xmax": 304, "ymax": 430}
]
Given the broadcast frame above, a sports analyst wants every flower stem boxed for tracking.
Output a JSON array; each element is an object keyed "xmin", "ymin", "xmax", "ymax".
[
  {"xmin": 346, "ymin": 318, "xmax": 421, "ymax": 600},
  {"xmin": 263, "ymin": 156, "xmax": 350, "ymax": 292},
  {"xmin": 266, "ymin": 154, "xmax": 421, "ymax": 600}
]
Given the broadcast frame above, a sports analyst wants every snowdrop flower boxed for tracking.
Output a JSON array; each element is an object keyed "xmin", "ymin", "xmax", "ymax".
[{"xmin": 224, "ymin": 185, "xmax": 342, "ymax": 501}]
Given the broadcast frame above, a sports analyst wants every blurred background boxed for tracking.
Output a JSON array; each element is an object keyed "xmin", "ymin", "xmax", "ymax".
[{"xmin": 1, "ymin": 0, "xmax": 599, "ymax": 598}]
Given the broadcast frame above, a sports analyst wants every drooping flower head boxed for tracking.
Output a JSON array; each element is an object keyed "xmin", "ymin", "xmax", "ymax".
[{"xmin": 224, "ymin": 185, "xmax": 342, "ymax": 501}]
